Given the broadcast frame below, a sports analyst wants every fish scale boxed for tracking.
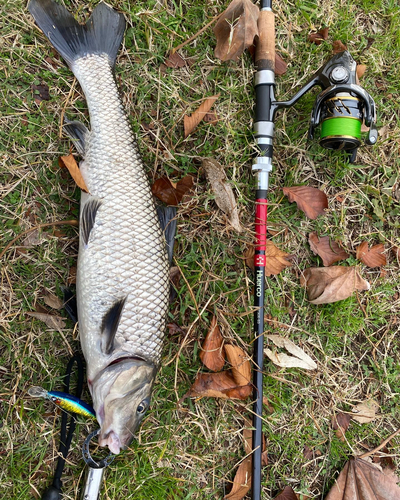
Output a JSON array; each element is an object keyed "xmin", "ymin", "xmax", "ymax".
[
  {"xmin": 28, "ymin": 0, "xmax": 173, "ymax": 453},
  {"xmin": 74, "ymin": 54, "xmax": 169, "ymax": 371}
]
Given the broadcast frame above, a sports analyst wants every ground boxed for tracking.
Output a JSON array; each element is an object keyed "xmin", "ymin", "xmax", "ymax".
[{"xmin": 1, "ymin": 0, "xmax": 400, "ymax": 499}]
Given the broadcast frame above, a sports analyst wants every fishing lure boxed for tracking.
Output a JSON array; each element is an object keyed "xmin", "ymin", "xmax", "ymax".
[{"xmin": 28, "ymin": 386, "xmax": 96, "ymax": 420}]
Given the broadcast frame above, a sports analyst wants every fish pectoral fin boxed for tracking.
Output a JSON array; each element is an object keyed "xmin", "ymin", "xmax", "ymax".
[
  {"xmin": 101, "ymin": 298, "xmax": 127, "ymax": 355},
  {"xmin": 156, "ymin": 205, "xmax": 177, "ymax": 264},
  {"xmin": 63, "ymin": 118, "xmax": 89, "ymax": 156},
  {"xmin": 80, "ymin": 198, "xmax": 102, "ymax": 246}
]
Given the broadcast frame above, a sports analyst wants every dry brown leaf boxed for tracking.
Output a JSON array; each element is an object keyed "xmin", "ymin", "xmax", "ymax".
[
  {"xmin": 59, "ymin": 154, "xmax": 89, "ymax": 193},
  {"xmin": 164, "ymin": 52, "xmax": 186, "ymax": 68},
  {"xmin": 264, "ymin": 241, "xmax": 292, "ymax": 276},
  {"xmin": 325, "ymin": 457, "xmax": 400, "ymax": 500},
  {"xmin": 67, "ymin": 266, "xmax": 77, "ymax": 285},
  {"xmin": 244, "ymin": 245, "xmax": 255, "ymax": 271},
  {"xmin": 225, "ymin": 345, "xmax": 251, "ymax": 385},
  {"xmin": 43, "ymin": 291, "xmax": 63, "ymax": 310},
  {"xmin": 224, "ymin": 456, "xmax": 252, "ymax": 500},
  {"xmin": 300, "ymin": 267, "xmax": 370, "ymax": 304},
  {"xmin": 356, "ymin": 242, "xmax": 386, "ymax": 268},
  {"xmin": 27, "ymin": 312, "xmax": 66, "ymax": 330},
  {"xmin": 274, "ymin": 486, "xmax": 298, "ymax": 500},
  {"xmin": 151, "ymin": 175, "xmax": 194, "ymax": 206},
  {"xmin": 332, "ymin": 40, "xmax": 348, "ymax": 54},
  {"xmin": 202, "ymin": 158, "xmax": 241, "ymax": 232},
  {"xmin": 275, "ymin": 53, "xmax": 287, "ymax": 76},
  {"xmin": 283, "ymin": 186, "xmax": 328, "ymax": 219},
  {"xmin": 308, "ymin": 27, "xmax": 329, "ymax": 45},
  {"xmin": 200, "ymin": 316, "xmax": 225, "ymax": 372},
  {"xmin": 309, "ymin": 232, "xmax": 349, "ymax": 266},
  {"xmin": 264, "ymin": 335, "xmax": 317, "ymax": 370},
  {"xmin": 32, "ymin": 83, "xmax": 50, "ymax": 103},
  {"xmin": 392, "ymin": 246, "xmax": 400, "ymax": 264},
  {"xmin": 352, "ymin": 399, "xmax": 379, "ymax": 424},
  {"xmin": 214, "ymin": 0, "xmax": 259, "ymax": 62},
  {"xmin": 332, "ymin": 412, "xmax": 352, "ymax": 442},
  {"xmin": 23, "ymin": 229, "xmax": 41, "ymax": 247},
  {"xmin": 184, "ymin": 95, "xmax": 219, "ymax": 137},
  {"xmin": 357, "ymin": 64, "xmax": 367, "ymax": 79},
  {"xmin": 186, "ymin": 371, "xmax": 252, "ymax": 400}
]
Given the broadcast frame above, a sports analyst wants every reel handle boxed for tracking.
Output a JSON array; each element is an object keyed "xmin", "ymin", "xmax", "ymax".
[{"xmin": 255, "ymin": 8, "xmax": 275, "ymax": 72}]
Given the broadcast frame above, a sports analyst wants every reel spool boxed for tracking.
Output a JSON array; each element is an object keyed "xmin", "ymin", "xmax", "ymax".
[{"xmin": 272, "ymin": 51, "xmax": 378, "ymax": 161}]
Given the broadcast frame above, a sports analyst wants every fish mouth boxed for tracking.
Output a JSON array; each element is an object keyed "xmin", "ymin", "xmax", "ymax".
[
  {"xmin": 98, "ymin": 429, "xmax": 123, "ymax": 455},
  {"xmin": 106, "ymin": 355, "xmax": 147, "ymax": 368}
]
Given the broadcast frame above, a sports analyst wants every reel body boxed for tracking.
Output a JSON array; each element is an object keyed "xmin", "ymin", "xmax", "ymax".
[{"xmin": 271, "ymin": 51, "xmax": 377, "ymax": 160}]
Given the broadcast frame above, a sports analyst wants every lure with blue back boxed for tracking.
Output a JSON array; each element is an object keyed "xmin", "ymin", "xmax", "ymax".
[{"xmin": 28, "ymin": 386, "xmax": 96, "ymax": 420}]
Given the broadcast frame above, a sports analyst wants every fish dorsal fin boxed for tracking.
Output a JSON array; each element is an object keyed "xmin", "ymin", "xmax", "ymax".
[
  {"xmin": 156, "ymin": 206, "xmax": 177, "ymax": 263},
  {"xmin": 63, "ymin": 119, "xmax": 89, "ymax": 156},
  {"xmin": 81, "ymin": 198, "xmax": 102, "ymax": 246},
  {"xmin": 101, "ymin": 298, "xmax": 126, "ymax": 355}
]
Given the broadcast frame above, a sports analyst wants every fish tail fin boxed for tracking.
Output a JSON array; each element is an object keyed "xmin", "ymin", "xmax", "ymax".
[{"xmin": 28, "ymin": 0, "xmax": 125, "ymax": 68}]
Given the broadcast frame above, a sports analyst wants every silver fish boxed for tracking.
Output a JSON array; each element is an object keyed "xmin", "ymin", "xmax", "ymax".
[{"xmin": 28, "ymin": 0, "xmax": 173, "ymax": 454}]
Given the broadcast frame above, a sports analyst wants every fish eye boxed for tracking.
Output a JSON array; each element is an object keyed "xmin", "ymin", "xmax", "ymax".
[{"xmin": 136, "ymin": 399, "xmax": 149, "ymax": 415}]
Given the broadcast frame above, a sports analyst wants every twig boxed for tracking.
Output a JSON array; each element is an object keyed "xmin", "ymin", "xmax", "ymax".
[
  {"xmin": 0, "ymin": 220, "xmax": 79, "ymax": 260},
  {"xmin": 59, "ymin": 77, "xmax": 77, "ymax": 138},
  {"xmin": 170, "ymin": 12, "xmax": 224, "ymax": 54},
  {"xmin": 358, "ymin": 428, "xmax": 400, "ymax": 459}
]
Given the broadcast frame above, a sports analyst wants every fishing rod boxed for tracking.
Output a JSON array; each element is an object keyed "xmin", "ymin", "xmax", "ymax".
[{"xmin": 251, "ymin": 1, "xmax": 377, "ymax": 498}]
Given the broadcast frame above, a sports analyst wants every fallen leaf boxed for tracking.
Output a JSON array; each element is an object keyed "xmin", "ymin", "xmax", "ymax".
[
  {"xmin": 32, "ymin": 83, "xmax": 50, "ymax": 102},
  {"xmin": 67, "ymin": 266, "xmax": 77, "ymax": 285},
  {"xmin": 224, "ymin": 456, "xmax": 252, "ymax": 500},
  {"xmin": 332, "ymin": 40, "xmax": 347, "ymax": 54},
  {"xmin": 186, "ymin": 371, "xmax": 252, "ymax": 400},
  {"xmin": 202, "ymin": 158, "xmax": 241, "ymax": 232},
  {"xmin": 303, "ymin": 445, "xmax": 322, "ymax": 460},
  {"xmin": 200, "ymin": 316, "xmax": 225, "ymax": 372},
  {"xmin": 43, "ymin": 291, "xmax": 63, "ymax": 310},
  {"xmin": 308, "ymin": 233, "xmax": 349, "ymax": 266},
  {"xmin": 392, "ymin": 246, "xmax": 400, "ymax": 264},
  {"xmin": 283, "ymin": 186, "xmax": 328, "ymax": 219},
  {"xmin": 265, "ymin": 241, "xmax": 292, "ymax": 276},
  {"xmin": 357, "ymin": 64, "xmax": 367, "ymax": 79},
  {"xmin": 274, "ymin": 486, "xmax": 297, "ymax": 499},
  {"xmin": 203, "ymin": 111, "xmax": 219, "ymax": 124},
  {"xmin": 308, "ymin": 27, "xmax": 329, "ymax": 45},
  {"xmin": 352, "ymin": 399, "xmax": 379, "ymax": 424},
  {"xmin": 332, "ymin": 412, "xmax": 352, "ymax": 442},
  {"xmin": 151, "ymin": 175, "xmax": 194, "ymax": 205},
  {"xmin": 27, "ymin": 312, "xmax": 66, "ymax": 330},
  {"xmin": 244, "ymin": 245, "xmax": 255, "ymax": 271},
  {"xmin": 275, "ymin": 53, "xmax": 287, "ymax": 76},
  {"xmin": 184, "ymin": 95, "xmax": 219, "ymax": 138},
  {"xmin": 264, "ymin": 335, "xmax": 317, "ymax": 370},
  {"xmin": 23, "ymin": 229, "xmax": 41, "ymax": 247},
  {"xmin": 300, "ymin": 267, "xmax": 370, "ymax": 304},
  {"xmin": 164, "ymin": 52, "xmax": 186, "ymax": 68},
  {"xmin": 214, "ymin": 0, "xmax": 259, "ymax": 62},
  {"xmin": 325, "ymin": 457, "xmax": 400, "ymax": 499},
  {"xmin": 356, "ymin": 242, "xmax": 386, "ymax": 268},
  {"xmin": 225, "ymin": 345, "xmax": 251, "ymax": 385},
  {"xmin": 58, "ymin": 154, "xmax": 89, "ymax": 193}
]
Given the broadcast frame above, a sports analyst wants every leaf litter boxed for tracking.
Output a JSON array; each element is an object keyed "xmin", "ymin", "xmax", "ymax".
[
  {"xmin": 351, "ymin": 399, "xmax": 380, "ymax": 424},
  {"xmin": 300, "ymin": 267, "xmax": 370, "ymax": 304},
  {"xmin": 332, "ymin": 412, "xmax": 352, "ymax": 442},
  {"xmin": 244, "ymin": 242, "xmax": 291, "ymax": 275},
  {"xmin": 356, "ymin": 242, "xmax": 386, "ymax": 268},
  {"xmin": 213, "ymin": 0, "xmax": 259, "ymax": 62},
  {"xmin": 151, "ymin": 175, "xmax": 194, "ymax": 205},
  {"xmin": 58, "ymin": 154, "xmax": 89, "ymax": 193},
  {"xmin": 184, "ymin": 95, "xmax": 219, "ymax": 137},
  {"xmin": 199, "ymin": 316, "xmax": 225, "ymax": 372},
  {"xmin": 324, "ymin": 457, "xmax": 400, "ymax": 499},
  {"xmin": 202, "ymin": 158, "xmax": 242, "ymax": 232},
  {"xmin": 283, "ymin": 186, "xmax": 328, "ymax": 219},
  {"xmin": 308, "ymin": 232, "xmax": 350, "ymax": 266},
  {"xmin": 264, "ymin": 335, "xmax": 317, "ymax": 370}
]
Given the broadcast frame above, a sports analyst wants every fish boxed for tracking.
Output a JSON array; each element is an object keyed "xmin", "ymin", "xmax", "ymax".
[
  {"xmin": 28, "ymin": 386, "xmax": 96, "ymax": 420},
  {"xmin": 28, "ymin": 0, "xmax": 176, "ymax": 454}
]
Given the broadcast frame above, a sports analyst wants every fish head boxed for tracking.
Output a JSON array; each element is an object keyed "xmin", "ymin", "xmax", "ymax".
[{"xmin": 92, "ymin": 358, "xmax": 157, "ymax": 454}]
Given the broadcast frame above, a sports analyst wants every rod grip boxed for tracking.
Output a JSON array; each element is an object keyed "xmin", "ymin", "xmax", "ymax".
[{"xmin": 255, "ymin": 10, "xmax": 275, "ymax": 71}]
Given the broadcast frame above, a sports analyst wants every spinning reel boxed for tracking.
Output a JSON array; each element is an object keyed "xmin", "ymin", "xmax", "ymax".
[{"xmin": 272, "ymin": 51, "xmax": 377, "ymax": 161}]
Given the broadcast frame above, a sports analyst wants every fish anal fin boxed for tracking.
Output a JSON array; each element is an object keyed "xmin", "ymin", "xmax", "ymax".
[
  {"xmin": 101, "ymin": 298, "xmax": 127, "ymax": 355},
  {"xmin": 81, "ymin": 198, "xmax": 102, "ymax": 246}
]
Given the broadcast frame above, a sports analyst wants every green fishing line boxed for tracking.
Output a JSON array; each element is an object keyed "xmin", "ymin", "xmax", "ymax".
[{"xmin": 321, "ymin": 117, "xmax": 361, "ymax": 139}]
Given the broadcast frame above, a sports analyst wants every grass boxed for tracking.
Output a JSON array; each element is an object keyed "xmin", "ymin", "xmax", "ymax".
[{"xmin": 1, "ymin": 0, "xmax": 400, "ymax": 498}]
